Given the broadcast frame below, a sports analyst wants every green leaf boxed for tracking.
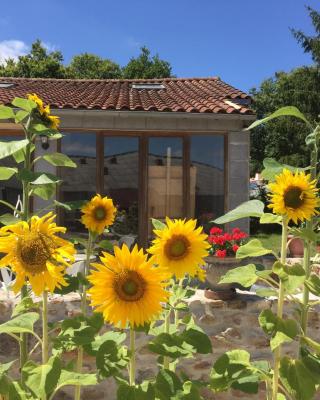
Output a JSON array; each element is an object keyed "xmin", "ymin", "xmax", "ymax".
[
  {"xmin": 272, "ymin": 262, "xmax": 306, "ymax": 294},
  {"xmin": 22, "ymin": 357, "xmax": 61, "ymax": 399},
  {"xmin": 259, "ymin": 213, "xmax": 282, "ymax": 225},
  {"xmin": 155, "ymin": 369, "xmax": 182, "ymax": 400},
  {"xmin": 12, "ymin": 297, "xmax": 39, "ymax": 318},
  {"xmin": 151, "ymin": 218, "xmax": 166, "ymax": 230},
  {"xmin": 305, "ymin": 274, "xmax": 320, "ymax": 296},
  {"xmin": 8, "ymin": 381, "xmax": 33, "ymax": 400},
  {"xmin": 14, "ymin": 110, "xmax": 29, "ymax": 123},
  {"xmin": 12, "ymin": 144, "xmax": 35, "ymax": 164},
  {"xmin": 43, "ymin": 152, "xmax": 77, "ymax": 168},
  {"xmin": 180, "ymin": 328, "xmax": 212, "ymax": 354},
  {"xmin": 56, "ymin": 370, "xmax": 97, "ymax": 389},
  {"xmin": 0, "ymin": 312, "xmax": 39, "ymax": 335},
  {"xmin": 12, "ymin": 97, "xmax": 37, "ymax": 112},
  {"xmin": 0, "ymin": 167, "xmax": 17, "ymax": 180},
  {"xmin": 96, "ymin": 340, "xmax": 129, "ymax": 378},
  {"xmin": 0, "ymin": 105, "xmax": 15, "ymax": 119},
  {"xmin": 210, "ymin": 350, "xmax": 262, "ymax": 394},
  {"xmin": 31, "ymin": 173, "xmax": 61, "ymax": 185},
  {"xmin": 300, "ymin": 336, "xmax": 320, "ymax": 353},
  {"xmin": 213, "ymin": 200, "xmax": 264, "ymax": 224},
  {"xmin": 258, "ymin": 310, "xmax": 298, "ymax": 351},
  {"xmin": 148, "ymin": 333, "xmax": 195, "ymax": 359},
  {"xmin": 219, "ymin": 264, "xmax": 258, "ymax": 287},
  {"xmin": 117, "ymin": 381, "xmax": 155, "ymax": 400},
  {"xmin": 236, "ymin": 239, "xmax": 273, "ymax": 259},
  {"xmin": 290, "ymin": 227, "xmax": 318, "ymax": 243},
  {"xmin": 261, "ymin": 158, "xmax": 309, "ymax": 181},
  {"xmin": 280, "ymin": 357, "xmax": 317, "ymax": 400},
  {"xmin": 246, "ymin": 106, "xmax": 310, "ymax": 130},
  {"xmin": 0, "ymin": 213, "xmax": 19, "ymax": 226},
  {"xmin": 32, "ymin": 184, "xmax": 56, "ymax": 200},
  {"xmin": 96, "ymin": 240, "xmax": 114, "ymax": 252},
  {"xmin": 0, "ymin": 139, "xmax": 29, "ymax": 160}
]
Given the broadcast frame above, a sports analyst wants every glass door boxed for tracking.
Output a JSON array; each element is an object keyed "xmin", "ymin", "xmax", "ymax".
[
  {"xmin": 104, "ymin": 136, "xmax": 139, "ymax": 242},
  {"xmin": 148, "ymin": 137, "xmax": 183, "ymax": 238}
]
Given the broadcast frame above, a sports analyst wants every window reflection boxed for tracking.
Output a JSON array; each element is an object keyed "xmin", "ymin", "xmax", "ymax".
[
  {"xmin": 104, "ymin": 137, "xmax": 139, "ymax": 237},
  {"xmin": 0, "ymin": 135, "xmax": 23, "ymax": 217},
  {"xmin": 190, "ymin": 136, "xmax": 225, "ymax": 230},
  {"xmin": 148, "ymin": 138, "xmax": 183, "ymax": 234},
  {"xmin": 60, "ymin": 132, "xmax": 96, "ymax": 233}
]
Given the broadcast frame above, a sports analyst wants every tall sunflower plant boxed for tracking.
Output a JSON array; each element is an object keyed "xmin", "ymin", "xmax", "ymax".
[
  {"xmin": 0, "ymin": 95, "xmax": 98, "ymax": 399},
  {"xmin": 209, "ymin": 106, "xmax": 320, "ymax": 400}
]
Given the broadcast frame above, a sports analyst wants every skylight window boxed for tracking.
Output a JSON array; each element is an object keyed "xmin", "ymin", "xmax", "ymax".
[
  {"xmin": 131, "ymin": 83, "xmax": 165, "ymax": 90},
  {"xmin": 0, "ymin": 82, "xmax": 15, "ymax": 89}
]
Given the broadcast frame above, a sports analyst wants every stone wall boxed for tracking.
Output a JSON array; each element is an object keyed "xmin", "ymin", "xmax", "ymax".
[{"xmin": 1, "ymin": 290, "xmax": 319, "ymax": 400}]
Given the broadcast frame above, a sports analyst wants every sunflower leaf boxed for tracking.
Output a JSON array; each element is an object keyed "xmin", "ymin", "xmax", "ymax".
[
  {"xmin": 236, "ymin": 239, "xmax": 273, "ymax": 259},
  {"xmin": 245, "ymin": 106, "xmax": 310, "ymax": 130},
  {"xmin": 151, "ymin": 218, "xmax": 166, "ymax": 230},
  {"xmin": 0, "ymin": 139, "xmax": 29, "ymax": 160},
  {"xmin": 0, "ymin": 312, "xmax": 39, "ymax": 335},
  {"xmin": 213, "ymin": 200, "xmax": 264, "ymax": 224}
]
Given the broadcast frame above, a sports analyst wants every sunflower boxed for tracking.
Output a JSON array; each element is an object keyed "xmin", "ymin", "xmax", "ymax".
[
  {"xmin": 148, "ymin": 218, "xmax": 210, "ymax": 279},
  {"xmin": 87, "ymin": 244, "xmax": 168, "ymax": 328},
  {"xmin": 28, "ymin": 93, "xmax": 45, "ymax": 114},
  {"xmin": 0, "ymin": 212, "xmax": 75, "ymax": 296},
  {"xmin": 268, "ymin": 169, "xmax": 319, "ymax": 224},
  {"xmin": 27, "ymin": 94, "xmax": 60, "ymax": 130},
  {"xmin": 81, "ymin": 194, "xmax": 116, "ymax": 234}
]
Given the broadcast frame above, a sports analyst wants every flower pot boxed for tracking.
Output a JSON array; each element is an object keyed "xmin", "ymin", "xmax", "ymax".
[
  {"xmin": 203, "ymin": 256, "xmax": 242, "ymax": 298},
  {"xmin": 287, "ymin": 235, "xmax": 304, "ymax": 258}
]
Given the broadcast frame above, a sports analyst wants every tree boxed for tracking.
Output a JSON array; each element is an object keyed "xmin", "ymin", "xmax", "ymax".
[
  {"xmin": 250, "ymin": 66, "xmax": 320, "ymax": 173},
  {"xmin": 122, "ymin": 46, "xmax": 172, "ymax": 79},
  {"xmin": 0, "ymin": 39, "xmax": 65, "ymax": 78},
  {"xmin": 66, "ymin": 53, "xmax": 122, "ymax": 79},
  {"xmin": 250, "ymin": 5, "xmax": 320, "ymax": 174},
  {"xmin": 291, "ymin": 6, "xmax": 320, "ymax": 65}
]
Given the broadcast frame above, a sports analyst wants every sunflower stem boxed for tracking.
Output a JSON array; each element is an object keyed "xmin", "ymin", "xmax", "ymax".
[
  {"xmin": 272, "ymin": 216, "xmax": 288, "ymax": 400},
  {"xmin": 163, "ymin": 309, "xmax": 171, "ymax": 369},
  {"xmin": 20, "ymin": 125, "xmax": 32, "ymax": 375},
  {"xmin": 42, "ymin": 291, "xmax": 49, "ymax": 366},
  {"xmin": 300, "ymin": 130, "xmax": 318, "ymax": 350},
  {"xmin": 129, "ymin": 327, "xmax": 136, "ymax": 386},
  {"xmin": 74, "ymin": 232, "xmax": 93, "ymax": 400}
]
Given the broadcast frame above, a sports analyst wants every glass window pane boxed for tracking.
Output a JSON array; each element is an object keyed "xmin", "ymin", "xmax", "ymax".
[
  {"xmin": 104, "ymin": 137, "xmax": 139, "ymax": 236},
  {"xmin": 60, "ymin": 132, "xmax": 96, "ymax": 233},
  {"xmin": 0, "ymin": 135, "xmax": 23, "ymax": 216},
  {"xmin": 148, "ymin": 137, "xmax": 183, "ymax": 235},
  {"xmin": 190, "ymin": 135, "xmax": 225, "ymax": 229}
]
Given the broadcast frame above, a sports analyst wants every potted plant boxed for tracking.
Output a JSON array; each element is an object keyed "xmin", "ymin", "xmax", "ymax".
[{"xmin": 204, "ymin": 227, "xmax": 248, "ymax": 299}]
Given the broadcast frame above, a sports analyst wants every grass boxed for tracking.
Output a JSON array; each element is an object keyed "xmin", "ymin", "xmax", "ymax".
[{"xmin": 251, "ymin": 232, "xmax": 282, "ymax": 256}]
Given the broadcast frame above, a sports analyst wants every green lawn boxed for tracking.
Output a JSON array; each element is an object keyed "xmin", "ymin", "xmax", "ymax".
[{"xmin": 251, "ymin": 232, "xmax": 282, "ymax": 255}]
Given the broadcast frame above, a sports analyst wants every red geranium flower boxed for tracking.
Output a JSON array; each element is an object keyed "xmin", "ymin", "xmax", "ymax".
[
  {"xmin": 215, "ymin": 249, "xmax": 226, "ymax": 258},
  {"xmin": 210, "ymin": 226, "xmax": 223, "ymax": 235},
  {"xmin": 232, "ymin": 244, "xmax": 239, "ymax": 253}
]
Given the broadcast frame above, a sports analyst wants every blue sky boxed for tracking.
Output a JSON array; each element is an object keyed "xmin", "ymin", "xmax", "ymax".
[{"xmin": 0, "ymin": 0, "xmax": 318, "ymax": 92}]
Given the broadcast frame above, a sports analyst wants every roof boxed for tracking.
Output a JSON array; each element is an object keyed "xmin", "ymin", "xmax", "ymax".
[{"xmin": 0, "ymin": 77, "xmax": 253, "ymax": 115}]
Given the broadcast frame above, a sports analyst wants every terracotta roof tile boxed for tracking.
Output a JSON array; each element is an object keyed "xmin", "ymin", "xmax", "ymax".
[{"xmin": 0, "ymin": 77, "xmax": 253, "ymax": 114}]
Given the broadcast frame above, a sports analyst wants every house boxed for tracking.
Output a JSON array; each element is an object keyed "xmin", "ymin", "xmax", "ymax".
[{"xmin": 0, "ymin": 77, "xmax": 255, "ymax": 246}]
